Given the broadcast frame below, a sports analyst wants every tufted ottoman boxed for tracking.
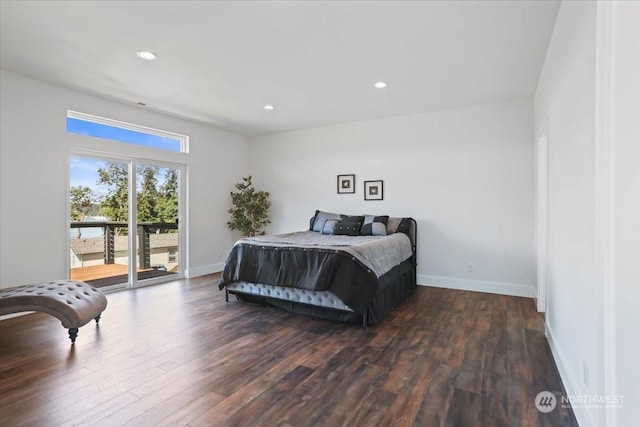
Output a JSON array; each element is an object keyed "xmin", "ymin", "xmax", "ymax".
[{"xmin": 0, "ymin": 280, "xmax": 107, "ymax": 343}]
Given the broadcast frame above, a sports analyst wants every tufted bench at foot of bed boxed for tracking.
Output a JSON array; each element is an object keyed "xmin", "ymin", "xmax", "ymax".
[{"xmin": 0, "ymin": 280, "xmax": 108, "ymax": 344}]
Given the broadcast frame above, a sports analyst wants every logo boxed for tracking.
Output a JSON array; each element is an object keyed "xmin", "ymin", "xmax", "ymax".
[
  {"xmin": 561, "ymin": 394, "xmax": 625, "ymax": 409},
  {"xmin": 535, "ymin": 391, "xmax": 557, "ymax": 413}
]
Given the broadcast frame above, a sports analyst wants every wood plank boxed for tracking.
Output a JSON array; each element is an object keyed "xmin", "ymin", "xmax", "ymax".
[{"xmin": 0, "ymin": 274, "xmax": 578, "ymax": 426}]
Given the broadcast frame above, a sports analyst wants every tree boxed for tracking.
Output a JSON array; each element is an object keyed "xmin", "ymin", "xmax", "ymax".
[
  {"xmin": 97, "ymin": 162, "xmax": 128, "ymax": 231},
  {"xmin": 157, "ymin": 169, "xmax": 179, "ymax": 224},
  {"xmin": 70, "ymin": 186, "xmax": 96, "ymax": 238},
  {"xmin": 136, "ymin": 166, "xmax": 159, "ymax": 222},
  {"xmin": 227, "ymin": 176, "xmax": 271, "ymax": 237},
  {"xmin": 95, "ymin": 162, "xmax": 179, "ymax": 234}
]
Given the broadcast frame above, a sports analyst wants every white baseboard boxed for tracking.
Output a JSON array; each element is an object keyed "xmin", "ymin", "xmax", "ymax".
[
  {"xmin": 417, "ymin": 274, "xmax": 536, "ymax": 298},
  {"xmin": 185, "ymin": 263, "xmax": 224, "ymax": 278},
  {"xmin": 546, "ymin": 322, "xmax": 595, "ymax": 427}
]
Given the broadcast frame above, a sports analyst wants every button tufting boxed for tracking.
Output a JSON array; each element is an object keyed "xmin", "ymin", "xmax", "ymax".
[{"xmin": 1, "ymin": 281, "xmax": 107, "ymax": 341}]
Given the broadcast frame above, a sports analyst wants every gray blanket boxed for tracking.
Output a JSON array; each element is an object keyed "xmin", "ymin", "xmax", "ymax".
[{"xmin": 237, "ymin": 231, "xmax": 413, "ymax": 278}]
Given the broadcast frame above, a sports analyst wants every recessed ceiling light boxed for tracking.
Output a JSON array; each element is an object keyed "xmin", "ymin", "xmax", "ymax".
[
  {"xmin": 264, "ymin": 105, "xmax": 275, "ymax": 110},
  {"xmin": 374, "ymin": 81, "xmax": 387, "ymax": 89},
  {"xmin": 136, "ymin": 50, "xmax": 158, "ymax": 61}
]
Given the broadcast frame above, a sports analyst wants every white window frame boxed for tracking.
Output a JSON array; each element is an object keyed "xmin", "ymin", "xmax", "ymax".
[{"xmin": 67, "ymin": 110, "xmax": 189, "ymax": 153}]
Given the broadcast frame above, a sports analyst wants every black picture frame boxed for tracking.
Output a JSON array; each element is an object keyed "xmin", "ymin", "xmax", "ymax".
[
  {"xmin": 337, "ymin": 174, "xmax": 355, "ymax": 194},
  {"xmin": 364, "ymin": 180, "xmax": 384, "ymax": 201}
]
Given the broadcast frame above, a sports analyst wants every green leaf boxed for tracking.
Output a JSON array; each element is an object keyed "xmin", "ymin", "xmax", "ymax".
[{"xmin": 227, "ymin": 176, "xmax": 271, "ymax": 237}]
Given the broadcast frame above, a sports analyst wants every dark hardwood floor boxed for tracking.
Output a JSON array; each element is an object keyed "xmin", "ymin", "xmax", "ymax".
[{"xmin": 0, "ymin": 274, "xmax": 577, "ymax": 426}]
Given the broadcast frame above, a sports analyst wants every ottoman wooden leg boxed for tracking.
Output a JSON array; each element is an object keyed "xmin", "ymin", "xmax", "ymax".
[{"xmin": 68, "ymin": 328, "xmax": 79, "ymax": 344}]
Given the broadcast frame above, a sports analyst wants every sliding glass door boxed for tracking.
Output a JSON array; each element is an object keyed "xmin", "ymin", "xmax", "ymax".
[
  {"xmin": 135, "ymin": 163, "xmax": 180, "ymax": 283},
  {"xmin": 69, "ymin": 156, "xmax": 183, "ymax": 289}
]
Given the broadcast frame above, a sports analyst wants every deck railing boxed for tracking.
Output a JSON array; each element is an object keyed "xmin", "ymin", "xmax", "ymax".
[{"xmin": 70, "ymin": 221, "xmax": 178, "ymax": 269}]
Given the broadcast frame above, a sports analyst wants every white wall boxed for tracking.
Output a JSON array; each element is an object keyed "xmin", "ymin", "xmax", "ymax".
[
  {"xmin": 0, "ymin": 70, "xmax": 249, "ymax": 287},
  {"xmin": 611, "ymin": 2, "xmax": 640, "ymax": 426},
  {"xmin": 535, "ymin": 1, "xmax": 640, "ymax": 426},
  {"xmin": 250, "ymin": 99, "xmax": 536, "ymax": 297},
  {"xmin": 535, "ymin": 2, "xmax": 600, "ymax": 425}
]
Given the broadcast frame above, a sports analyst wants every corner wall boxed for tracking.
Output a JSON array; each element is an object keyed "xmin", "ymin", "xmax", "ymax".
[
  {"xmin": 250, "ymin": 99, "xmax": 536, "ymax": 297},
  {"xmin": 534, "ymin": 2, "xmax": 600, "ymax": 425},
  {"xmin": 0, "ymin": 70, "xmax": 249, "ymax": 287},
  {"xmin": 535, "ymin": 1, "xmax": 640, "ymax": 426}
]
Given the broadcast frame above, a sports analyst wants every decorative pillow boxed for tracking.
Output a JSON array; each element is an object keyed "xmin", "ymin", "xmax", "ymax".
[
  {"xmin": 334, "ymin": 222, "xmax": 360, "ymax": 236},
  {"xmin": 386, "ymin": 217, "xmax": 402, "ymax": 234},
  {"xmin": 340, "ymin": 214, "xmax": 364, "ymax": 222},
  {"xmin": 312, "ymin": 210, "xmax": 342, "ymax": 233},
  {"xmin": 339, "ymin": 215, "xmax": 364, "ymax": 234},
  {"xmin": 361, "ymin": 215, "xmax": 389, "ymax": 236},
  {"xmin": 321, "ymin": 219, "xmax": 340, "ymax": 235}
]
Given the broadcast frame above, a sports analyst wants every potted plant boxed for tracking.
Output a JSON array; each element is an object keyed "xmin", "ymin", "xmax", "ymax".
[{"xmin": 227, "ymin": 176, "xmax": 271, "ymax": 237}]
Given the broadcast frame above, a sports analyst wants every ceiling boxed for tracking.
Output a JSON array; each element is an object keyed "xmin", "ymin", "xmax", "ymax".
[{"xmin": 0, "ymin": 1, "xmax": 559, "ymax": 137}]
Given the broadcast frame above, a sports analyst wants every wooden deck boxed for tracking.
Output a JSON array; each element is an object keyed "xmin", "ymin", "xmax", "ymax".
[
  {"xmin": 70, "ymin": 264, "xmax": 176, "ymax": 287},
  {"xmin": 70, "ymin": 264, "xmax": 130, "ymax": 282}
]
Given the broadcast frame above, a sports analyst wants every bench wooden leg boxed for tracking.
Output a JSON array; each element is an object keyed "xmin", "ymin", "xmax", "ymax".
[{"xmin": 68, "ymin": 328, "xmax": 79, "ymax": 344}]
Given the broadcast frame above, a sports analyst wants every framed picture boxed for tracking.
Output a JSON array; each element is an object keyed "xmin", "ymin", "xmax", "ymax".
[
  {"xmin": 337, "ymin": 174, "xmax": 355, "ymax": 194},
  {"xmin": 364, "ymin": 180, "xmax": 383, "ymax": 201}
]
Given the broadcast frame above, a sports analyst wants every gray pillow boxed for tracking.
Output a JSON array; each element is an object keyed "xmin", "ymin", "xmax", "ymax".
[
  {"xmin": 322, "ymin": 219, "xmax": 340, "ymax": 235},
  {"xmin": 361, "ymin": 215, "xmax": 389, "ymax": 236},
  {"xmin": 312, "ymin": 210, "xmax": 342, "ymax": 233},
  {"xmin": 386, "ymin": 217, "xmax": 403, "ymax": 234}
]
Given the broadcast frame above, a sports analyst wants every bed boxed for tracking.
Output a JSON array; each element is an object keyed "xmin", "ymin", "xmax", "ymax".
[{"xmin": 218, "ymin": 212, "xmax": 417, "ymax": 327}]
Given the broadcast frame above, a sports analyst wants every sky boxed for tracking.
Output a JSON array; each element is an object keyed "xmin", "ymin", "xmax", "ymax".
[
  {"xmin": 68, "ymin": 117, "xmax": 180, "ymax": 190},
  {"xmin": 67, "ymin": 117, "xmax": 181, "ymax": 152},
  {"xmin": 70, "ymin": 156, "xmax": 112, "ymax": 190}
]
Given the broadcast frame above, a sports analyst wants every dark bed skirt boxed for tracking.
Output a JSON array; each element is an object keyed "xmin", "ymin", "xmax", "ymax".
[{"xmin": 233, "ymin": 260, "xmax": 417, "ymax": 326}]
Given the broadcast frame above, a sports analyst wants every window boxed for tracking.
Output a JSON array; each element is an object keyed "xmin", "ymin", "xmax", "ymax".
[
  {"xmin": 68, "ymin": 110, "xmax": 186, "ymax": 288},
  {"xmin": 67, "ymin": 111, "xmax": 187, "ymax": 153}
]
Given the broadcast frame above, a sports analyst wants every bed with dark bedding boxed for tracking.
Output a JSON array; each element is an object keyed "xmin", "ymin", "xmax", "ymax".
[{"xmin": 218, "ymin": 212, "xmax": 417, "ymax": 327}]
